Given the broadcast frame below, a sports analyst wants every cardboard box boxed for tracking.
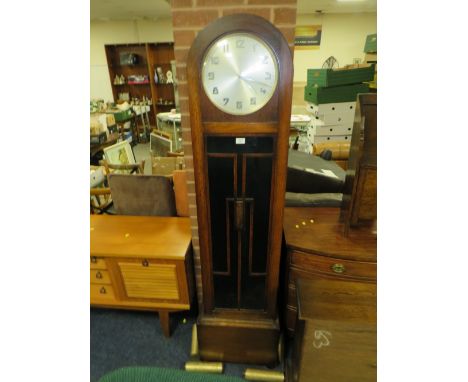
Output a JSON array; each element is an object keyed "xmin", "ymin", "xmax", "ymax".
[
  {"xmin": 313, "ymin": 134, "xmax": 352, "ymax": 144},
  {"xmin": 106, "ymin": 114, "xmax": 116, "ymax": 127},
  {"xmin": 306, "ymin": 101, "xmax": 356, "ymax": 115},
  {"xmin": 90, "ymin": 113, "xmax": 108, "ymax": 135},
  {"xmin": 315, "ymin": 124, "xmax": 353, "ymax": 137},
  {"xmin": 151, "ymin": 156, "xmax": 185, "ymax": 176},
  {"xmin": 364, "ymin": 33, "xmax": 377, "ymax": 53},
  {"xmin": 306, "ymin": 101, "xmax": 356, "ymax": 126},
  {"xmin": 306, "ymin": 64, "xmax": 375, "ymax": 87},
  {"xmin": 364, "ymin": 53, "xmax": 377, "ymax": 64},
  {"xmin": 304, "ymin": 83, "xmax": 369, "ymax": 105}
]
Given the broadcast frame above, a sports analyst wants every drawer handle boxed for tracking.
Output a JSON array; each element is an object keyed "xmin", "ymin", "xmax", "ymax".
[
  {"xmin": 142, "ymin": 259, "xmax": 149, "ymax": 267},
  {"xmin": 96, "ymin": 271, "xmax": 102, "ymax": 279},
  {"xmin": 100, "ymin": 287, "xmax": 106, "ymax": 294},
  {"xmin": 91, "ymin": 256, "xmax": 97, "ymax": 263},
  {"xmin": 331, "ymin": 263, "xmax": 346, "ymax": 274}
]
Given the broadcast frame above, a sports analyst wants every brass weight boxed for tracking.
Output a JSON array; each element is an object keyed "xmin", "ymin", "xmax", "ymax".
[
  {"xmin": 184, "ymin": 324, "xmax": 224, "ymax": 374},
  {"xmin": 244, "ymin": 368, "xmax": 285, "ymax": 381}
]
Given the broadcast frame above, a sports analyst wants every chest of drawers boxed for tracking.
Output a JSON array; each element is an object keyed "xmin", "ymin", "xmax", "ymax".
[
  {"xmin": 283, "ymin": 207, "xmax": 376, "ymax": 334},
  {"xmin": 290, "ymin": 278, "xmax": 376, "ymax": 382},
  {"xmin": 90, "ymin": 215, "xmax": 194, "ymax": 337}
]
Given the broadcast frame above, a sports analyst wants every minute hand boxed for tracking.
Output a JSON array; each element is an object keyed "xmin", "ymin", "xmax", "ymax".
[{"xmin": 241, "ymin": 76, "xmax": 272, "ymax": 89}]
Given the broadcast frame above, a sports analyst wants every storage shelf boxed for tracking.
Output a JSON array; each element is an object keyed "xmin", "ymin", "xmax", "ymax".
[{"xmin": 105, "ymin": 42, "xmax": 176, "ymax": 128}]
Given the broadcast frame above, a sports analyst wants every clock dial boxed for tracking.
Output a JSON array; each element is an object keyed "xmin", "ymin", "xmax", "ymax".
[{"xmin": 202, "ymin": 33, "xmax": 278, "ymax": 115}]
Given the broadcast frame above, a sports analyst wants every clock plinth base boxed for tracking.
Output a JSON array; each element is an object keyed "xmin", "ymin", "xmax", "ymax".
[{"xmin": 197, "ymin": 313, "xmax": 280, "ymax": 366}]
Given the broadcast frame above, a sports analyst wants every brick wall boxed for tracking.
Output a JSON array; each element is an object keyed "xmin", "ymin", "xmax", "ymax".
[{"xmin": 170, "ymin": 0, "xmax": 298, "ymax": 305}]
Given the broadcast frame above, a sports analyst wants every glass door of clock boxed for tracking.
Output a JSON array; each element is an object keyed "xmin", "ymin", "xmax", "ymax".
[{"xmin": 206, "ymin": 136, "xmax": 273, "ymax": 311}]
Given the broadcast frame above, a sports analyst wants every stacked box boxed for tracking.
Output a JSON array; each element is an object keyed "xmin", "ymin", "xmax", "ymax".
[
  {"xmin": 304, "ymin": 83, "xmax": 369, "ymax": 104},
  {"xmin": 363, "ymin": 34, "xmax": 377, "ymax": 89},
  {"xmin": 304, "ymin": 63, "xmax": 373, "ymax": 147},
  {"xmin": 306, "ymin": 65, "xmax": 375, "ymax": 87},
  {"xmin": 364, "ymin": 33, "xmax": 377, "ymax": 53},
  {"xmin": 306, "ymin": 102, "xmax": 356, "ymax": 144}
]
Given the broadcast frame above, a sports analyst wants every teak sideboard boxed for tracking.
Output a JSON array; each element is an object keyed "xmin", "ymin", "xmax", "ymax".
[{"xmin": 90, "ymin": 215, "xmax": 194, "ymax": 337}]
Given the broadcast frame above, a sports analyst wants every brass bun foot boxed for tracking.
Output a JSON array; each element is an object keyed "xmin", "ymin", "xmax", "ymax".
[
  {"xmin": 185, "ymin": 324, "xmax": 224, "ymax": 374},
  {"xmin": 244, "ymin": 368, "xmax": 285, "ymax": 382}
]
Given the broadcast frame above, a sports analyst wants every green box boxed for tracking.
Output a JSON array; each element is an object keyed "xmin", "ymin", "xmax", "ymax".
[
  {"xmin": 364, "ymin": 33, "xmax": 377, "ymax": 53},
  {"xmin": 306, "ymin": 65, "xmax": 375, "ymax": 87},
  {"xmin": 109, "ymin": 109, "xmax": 133, "ymax": 123},
  {"xmin": 304, "ymin": 83, "xmax": 370, "ymax": 104}
]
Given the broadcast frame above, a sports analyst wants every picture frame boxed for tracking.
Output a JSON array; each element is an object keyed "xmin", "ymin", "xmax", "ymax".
[
  {"xmin": 103, "ymin": 140, "xmax": 136, "ymax": 166},
  {"xmin": 150, "ymin": 131, "xmax": 173, "ymax": 157}
]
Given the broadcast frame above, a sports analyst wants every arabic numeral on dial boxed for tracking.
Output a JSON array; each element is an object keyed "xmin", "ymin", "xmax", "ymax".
[
  {"xmin": 208, "ymin": 72, "xmax": 214, "ymax": 80},
  {"xmin": 250, "ymin": 97, "xmax": 256, "ymax": 105},
  {"xmin": 236, "ymin": 101, "xmax": 242, "ymax": 110},
  {"xmin": 253, "ymin": 43, "xmax": 259, "ymax": 52},
  {"xmin": 211, "ymin": 56, "xmax": 219, "ymax": 65},
  {"xmin": 213, "ymin": 87, "xmax": 219, "ymax": 95},
  {"xmin": 260, "ymin": 88, "xmax": 266, "ymax": 94},
  {"xmin": 223, "ymin": 43, "xmax": 229, "ymax": 53},
  {"xmin": 236, "ymin": 39, "xmax": 245, "ymax": 48},
  {"xmin": 265, "ymin": 72, "xmax": 271, "ymax": 80},
  {"xmin": 262, "ymin": 55, "xmax": 268, "ymax": 64},
  {"xmin": 223, "ymin": 97, "xmax": 229, "ymax": 105}
]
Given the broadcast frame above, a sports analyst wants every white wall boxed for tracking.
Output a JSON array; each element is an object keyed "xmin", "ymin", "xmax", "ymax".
[
  {"xmin": 292, "ymin": 12, "xmax": 376, "ymax": 111},
  {"xmin": 294, "ymin": 12, "xmax": 376, "ymax": 82},
  {"xmin": 90, "ymin": 18, "xmax": 174, "ymax": 101},
  {"xmin": 91, "ymin": 13, "xmax": 376, "ymax": 105}
]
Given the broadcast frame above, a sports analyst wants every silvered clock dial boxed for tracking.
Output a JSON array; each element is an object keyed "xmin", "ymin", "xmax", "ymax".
[{"xmin": 201, "ymin": 33, "xmax": 278, "ymax": 115}]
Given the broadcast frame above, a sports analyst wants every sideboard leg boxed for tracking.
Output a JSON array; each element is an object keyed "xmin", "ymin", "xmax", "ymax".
[{"xmin": 159, "ymin": 311, "xmax": 171, "ymax": 337}]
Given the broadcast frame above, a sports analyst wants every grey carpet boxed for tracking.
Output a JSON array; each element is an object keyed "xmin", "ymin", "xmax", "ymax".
[{"xmin": 91, "ymin": 309, "xmax": 281, "ymax": 382}]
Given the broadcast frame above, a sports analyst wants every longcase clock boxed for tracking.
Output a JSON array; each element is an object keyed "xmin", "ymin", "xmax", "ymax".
[{"xmin": 187, "ymin": 14, "xmax": 293, "ymax": 365}]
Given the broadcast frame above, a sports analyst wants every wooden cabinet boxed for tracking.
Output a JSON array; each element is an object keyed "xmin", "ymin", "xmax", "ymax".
[
  {"xmin": 90, "ymin": 215, "xmax": 194, "ymax": 337},
  {"xmin": 283, "ymin": 207, "xmax": 376, "ymax": 381},
  {"xmin": 290, "ymin": 278, "xmax": 376, "ymax": 382},
  {"xmin": 104, "ymin": 43, "xmax": 176, "ymax": 127},
  {"xmin": 340, "ymin": 93, "xmax": 377, "ymax": 233},
  {"xmin": 283, "ymin": 207, "xmax": 376, "ymax": 335}
]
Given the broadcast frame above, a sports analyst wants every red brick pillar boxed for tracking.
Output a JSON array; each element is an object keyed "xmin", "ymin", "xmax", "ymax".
[{"xmin": 170, "ymin": 0, "xmax": 298, "ymax": 305}]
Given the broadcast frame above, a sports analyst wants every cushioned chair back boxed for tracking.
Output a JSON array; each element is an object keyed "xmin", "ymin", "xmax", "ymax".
[{"xmin": 108, "ymin": 174, "xmax": 176, "ymax": 216}]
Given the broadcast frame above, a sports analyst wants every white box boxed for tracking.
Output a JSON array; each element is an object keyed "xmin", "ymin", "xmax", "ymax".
[
  {"xmin": 316, "ymin": 125, "xmax": 353, "ymax": 136},
  {"xmin": 313, "ymin": 134, "xmax": 352, "ymax": 144},
  {"xmin": 309, "ymin": 118, "xmax": 354, "ymax": 130},
  {"xmin": 306, "ymin": 101, "xmax": 357, "ymax": 115},
  {"xmin": 311, "ymin": 112, "xmax": 354, "ymax": 125}
]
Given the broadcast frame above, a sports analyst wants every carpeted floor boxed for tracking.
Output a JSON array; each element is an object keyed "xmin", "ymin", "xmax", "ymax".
[{"xmin": 91, "ymin": 308, "xmax": 281, "ymax": 382}]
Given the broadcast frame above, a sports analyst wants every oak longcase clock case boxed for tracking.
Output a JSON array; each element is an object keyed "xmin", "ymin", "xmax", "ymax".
[{"xmin": 187, "ymin": 14, "xmax": 293, "ymax": 365}]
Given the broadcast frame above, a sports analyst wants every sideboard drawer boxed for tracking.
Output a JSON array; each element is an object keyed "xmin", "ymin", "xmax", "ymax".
[
  {"xmin": 90, "ymin": 284, "xmax": 115, "ymax": 302},
  {"xmin": 90, "ymin": 256, "xmax": 107, "ymax": 270},
  {"xmin": 90, "ymin": 269, "xmax": 111, "ymax": 285},
  {"xmin": 291, "ymin": 250, "xmax": 376, "ymax": 281}
]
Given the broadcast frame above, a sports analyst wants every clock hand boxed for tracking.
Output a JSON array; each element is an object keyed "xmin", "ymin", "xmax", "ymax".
[
  {"xmin": 240, "ymin": 77, "xmax": 257, "ymax": 95},
  {"xmin": 241, "ymin": 76, "xmax": 272, "ymax": 89}
]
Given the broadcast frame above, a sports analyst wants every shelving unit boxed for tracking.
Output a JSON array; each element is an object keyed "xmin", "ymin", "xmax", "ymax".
[{"xmin": 104, "ymin": 42, "xmax": 176, "ymax": 129}]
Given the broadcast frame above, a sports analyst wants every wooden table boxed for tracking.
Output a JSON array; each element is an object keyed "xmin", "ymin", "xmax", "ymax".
[{"xmin": 90, "ymin": 215, "xmax": 194, "ymax": 337}]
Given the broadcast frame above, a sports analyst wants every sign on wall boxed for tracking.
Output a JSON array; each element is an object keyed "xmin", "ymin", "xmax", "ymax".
[{"xmin": 294, "ymin": 25, "xmax": 322, "ymax": 50}]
